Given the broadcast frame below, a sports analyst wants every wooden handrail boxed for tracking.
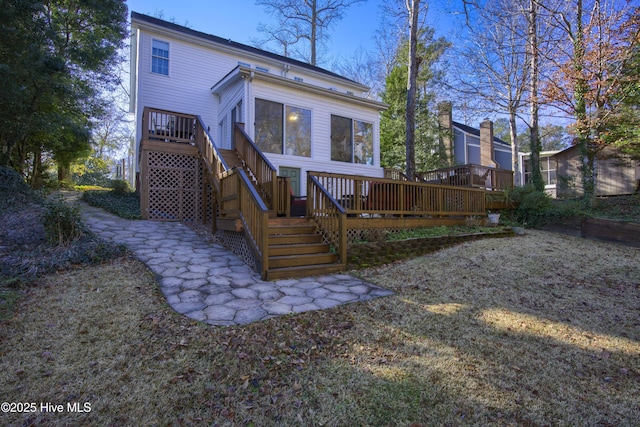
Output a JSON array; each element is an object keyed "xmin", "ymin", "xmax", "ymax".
[
  {"xmin": 309, "ymin": 171, "xmax": 487, "ymax": 217},
  {"xmin": 194, "ymin": 115, "xmax": 229, "ymax": 191},
  {"xmin": 415, "ymin": 164, "xmax": 514, "ymax": 191},
  {"xmin": 219, "ymin": 167, "xmax": 270, "ymax": 278},
  {"xmin": 234, "ymin": 124, "xmax": 278, "ymax": 210},
  {"xmin": 307, "ymin": 175, "xmax": 347, "ymax": 267},
  {"xmin": 383, "ymin": 168, "xmax": 412, "ymax": 182}
]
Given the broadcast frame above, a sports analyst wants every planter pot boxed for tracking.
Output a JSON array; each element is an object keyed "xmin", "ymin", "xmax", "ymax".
[{"xmin": 487, "ymin": 213, "xmax": 501, "ymax": 225}]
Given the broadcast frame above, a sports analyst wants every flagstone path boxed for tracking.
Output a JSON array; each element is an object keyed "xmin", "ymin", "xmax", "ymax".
[{"xmin": 75, "ymin": 199, "xmax": 392, "ymax": 326}]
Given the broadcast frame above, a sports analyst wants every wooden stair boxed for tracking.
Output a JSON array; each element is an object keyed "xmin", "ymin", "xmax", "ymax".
[
  {"xmin": 266, "ymin": 217, "xmax": 345, "ymax": 280},
  {"xmin": 218, "ymin": 148, "xmax": 244, "ymax": 168},
  {"xmin": 218, "ymin": 148, "xmax": 277, "ymax": 218}
]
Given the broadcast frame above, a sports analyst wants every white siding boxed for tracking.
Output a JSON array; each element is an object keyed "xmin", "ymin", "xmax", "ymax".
[
  {"xmin": 218, "ymin": 81, "xmax": 245, "ymax": 149},
  {"xmin": 132, "ymin": 17, "xmax": 385, "ymax": 185},
  {"xmin": 250, "ymin": 80, "xmax": 383, "ymax": 196}
]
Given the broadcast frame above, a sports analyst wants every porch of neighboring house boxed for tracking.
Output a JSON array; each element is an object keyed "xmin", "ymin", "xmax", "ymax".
[{"xmin": 138, "ymin": 107, "xmax": 514, "ymax": 280}]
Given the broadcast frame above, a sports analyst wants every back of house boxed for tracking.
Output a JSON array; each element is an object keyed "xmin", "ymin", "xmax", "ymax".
[{"xmin": 129, "ymin": 12, "xmax": 387, "ymax": 197}]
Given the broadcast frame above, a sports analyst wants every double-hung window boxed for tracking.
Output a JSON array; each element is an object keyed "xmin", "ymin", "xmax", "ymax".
[
  {"xmin": 254, "ymin": 99, "xmax": 311, "ymax": 157},
  {"xmin": 151, "ymin": 39, "xmax": 169, "ymax": 75},
  {"xmin": 331, "ymin": 115, "xmax": 373, "ymax": 165}
]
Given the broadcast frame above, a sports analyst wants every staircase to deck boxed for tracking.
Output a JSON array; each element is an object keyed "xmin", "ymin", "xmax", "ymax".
[
  {"xmin": 218, "ymin": 148, "xmax": 343, "ymax": 279},
  {"xmin": 266, "ymin": 217, "xmax": 344, "ymax": 280},
  {"xmin": 141, "ymin": 108, "xmax": 347, "ymax": 280},
  {"xmin": 218, "ymin": 148, "xmax": 244, "ymax": 169}
]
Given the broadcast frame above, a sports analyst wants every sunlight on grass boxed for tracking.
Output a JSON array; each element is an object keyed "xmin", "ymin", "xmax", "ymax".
[
  {"xmin": 425, "ymin": 302, "xmax": 468, "ymax": 315},
  {"xmin": 398, "ymin": 298, "xmax": 469, "ymax": 315},
  {"xmin": 480, "ymin": 308, "xmax": 640, "ymax": 354}
]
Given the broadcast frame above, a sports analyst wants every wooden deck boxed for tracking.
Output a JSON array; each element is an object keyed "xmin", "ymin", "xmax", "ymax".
[{"xmin": 139, "ymin": 107, "xmax": 513, "ymax": 280}]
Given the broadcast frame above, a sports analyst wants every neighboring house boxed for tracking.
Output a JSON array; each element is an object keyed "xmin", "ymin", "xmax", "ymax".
[
  {"xmin": 518, "ymin": 145, "xmax": 640, "ymax": 198},
  {"xmin": 555, "ymin": 145, "xmax": 639, "ymax": 198},
  {"xmin": 437, "ymin": 103, "xmax": 513, "ymax": 171},
  {"xmin": 518, "ymin": 150, "xmax": 561, "ymax": 198},
  {"xmin": 129, "ymin": 12, "xmax": 387, "ymax": 197},
  {"xmin": 451, "ymin": 120, "xmax": 513, "ymax": 169}
]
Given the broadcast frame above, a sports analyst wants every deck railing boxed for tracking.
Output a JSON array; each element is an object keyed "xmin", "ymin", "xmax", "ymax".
[
  {"xmin": 142, "ymin": 107, "xmax": 197, "ymax": 145},
  {"xmin": 412, "ymin": 164, "xmax": 514, "ymax": 191},
  {"xmin": 234, "ymin": 124, "xmax": 278, "ymax": 211},
  {"xmin": 307, "ymin": 175, "xmax": 347, "ymax": 267},
  {"xmin": 383, "ymin": 168, "xmax": 412, "ymax": 181},
  {"xmin": 141, "ymin": 107, "xmax": 230, "ymax": 230},
  {"xmin": 309, "ymin": 171, "xmax": 486, "ymax": 217},
  {"xmin": 219, "ymin": 168, "xmax": 270, "ymax": 278},
  {"xmin": 276, "ymin": 176, "xmax": 292, "ymax": 217}
]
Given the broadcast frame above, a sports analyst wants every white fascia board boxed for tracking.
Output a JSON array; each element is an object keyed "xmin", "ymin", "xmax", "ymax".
[
  {"xmin": 237, "ymin": 67, "xmax": 388, "ymax": 111},
  {"xmin": 211, "ymin": 66, "xmax": 244, "ymax": 95}
]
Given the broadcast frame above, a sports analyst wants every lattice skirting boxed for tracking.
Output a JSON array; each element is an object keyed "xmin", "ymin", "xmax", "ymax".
[
  {"xmin": 214, "ymin": 230, "xmax": 257, "ymax": 271},
  {"xmin": 347, "ymin": 228, "xmax": 416, "ymax": 244},
  {"xmin": 141, "ymin": 147, "xmax": 213, "ymax": 223}
]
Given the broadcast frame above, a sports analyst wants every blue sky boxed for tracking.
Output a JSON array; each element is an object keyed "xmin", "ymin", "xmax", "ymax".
[{"xmin": 126, "ymin": 0, "xmax": 458, "ymax": 63}]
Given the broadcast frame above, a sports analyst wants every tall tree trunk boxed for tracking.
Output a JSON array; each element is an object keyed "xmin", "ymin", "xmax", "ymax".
[
  {"xmin": 528, "ymin": 0, "xmax": 544, "ymax": 191},
  {"xmin": 573, "ymin": 0, "xmax": 595, "ymax": 205},
  {"xmin": 58, "ymin": 164, "xmax": 70, "ymax": 183},
  {"xmin": 30, "ymin": 149, "xmax": 42, "ymax": 187},
  {"xmin": 405, "ymin": 0, "xmax": 420, "ymax": 181},
  {"xmin": 509, "ymin": 109, "xmax": 520, "ymax": 186}
]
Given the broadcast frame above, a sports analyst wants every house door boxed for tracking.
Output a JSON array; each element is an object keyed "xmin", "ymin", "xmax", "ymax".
[{"xmin": 280, "ymin": 167, "xmax": 301, "ymax": 196}]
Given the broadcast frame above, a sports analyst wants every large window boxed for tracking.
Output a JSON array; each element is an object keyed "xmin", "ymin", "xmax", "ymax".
[
  {"xmin": 151, "ymin": 39, "xmax": 169, "ymax": 75},
  {"xmin": 524, "ymin": 156, "xmax": 557, "ymax": 186},
  {"xmin": 255, "ymin": 99, "xmax": 311, "ymax": 156},
  {"xmin": 331, "ymin": 115, "xmax": 373, "ymax": 165}
]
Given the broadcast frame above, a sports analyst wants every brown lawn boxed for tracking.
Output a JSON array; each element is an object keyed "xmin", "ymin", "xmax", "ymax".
[{"xmin": 1, "ymin": 230, "xmax": 639, "ymax": 426}]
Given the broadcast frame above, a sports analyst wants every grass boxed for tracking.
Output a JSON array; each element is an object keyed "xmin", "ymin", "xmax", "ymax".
[
  {"xmin": 1, "ymin": 230, "xmax": 638, "ymax": 426},
  {"xmin": 0, "ymin": 288, "xmax": 22, "ymax": 322},
  {"xmin": 81, "ymin": 190, "xmax": 143, "ymax": 219},
  {"xmin": 351, "ymin": 225, "xmax": 511, "ymax": 244}
]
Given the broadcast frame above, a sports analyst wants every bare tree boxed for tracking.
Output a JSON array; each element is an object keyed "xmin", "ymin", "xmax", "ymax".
[
  {"xmin": 450, "ymin": 0, "xmax": 530, "ymax": 185},
  {"xmin": 527, "ymin": 0, "xmax": 544, "ymax": 190},
  {"xmin": 255, "ymin": 0, "xmax": 367, "ymax": 66},
  {"xmin": 404, "ymin": 0, "xmax": 421, "ymax": 180}
]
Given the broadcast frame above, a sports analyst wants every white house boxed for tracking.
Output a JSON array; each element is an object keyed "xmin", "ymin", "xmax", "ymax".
[{"xmin": 129, "ymin": 12, "xmax": 387, "ymax": 196}]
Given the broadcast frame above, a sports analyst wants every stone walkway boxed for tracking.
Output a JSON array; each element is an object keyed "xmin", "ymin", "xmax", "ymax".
[{"xmin": 76, "ymin": 201, "xmax": 392, "ymax": 326}]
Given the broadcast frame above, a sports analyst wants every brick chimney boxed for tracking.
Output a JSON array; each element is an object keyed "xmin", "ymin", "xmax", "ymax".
[
  {"xmin": 438, "ymin": 101, "xmax": 454, "ymax": 166},
  {"xmin": 480, "ymin": 119, "xmax": 498, "ymax": 168}
]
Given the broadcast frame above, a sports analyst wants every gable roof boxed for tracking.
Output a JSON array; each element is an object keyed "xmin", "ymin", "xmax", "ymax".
[
  {"xmin": 130, "ymin": 12, "xmax": 368, "ymax": 91},
  {"xmin": 452, "ymin": 120, "xmax": 509, "ymax": 146}
]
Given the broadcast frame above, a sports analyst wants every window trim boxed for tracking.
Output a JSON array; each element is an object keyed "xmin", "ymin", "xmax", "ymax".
[
  {"xmin": 151, "ymin": 38, "xmax": 169, "ymax": 76},
  {"xmin": 331, "ymin": 114, "xmax": 374, "ymax": 166},
  {"xmin": 254, "ymin": 98, "xmax": 312, "ymax": 157}
]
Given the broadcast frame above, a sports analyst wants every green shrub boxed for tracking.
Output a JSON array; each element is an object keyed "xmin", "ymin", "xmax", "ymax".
[
  {"xmin": 0, "ymin": 166, "xmax": 32, "ymax": 208},
  {"xmin": 504, "ymin": 184, "xmax": 586, "ymax": 228},
  {"xmin": 43, "ymin": 196, "xmax": 84, "ymax": 246},
  {"xmin": 109, "ymin": 179, "xmax": 131, "ymax": 195},
  {"xmin": 82, "ymin": 190, "xmax": 142, "ymax": 219}
]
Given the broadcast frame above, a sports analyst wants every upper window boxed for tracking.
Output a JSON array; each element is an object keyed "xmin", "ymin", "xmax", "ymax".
[
  {"xmin": 151, "ymin": 39, "xmax": 169, "ymax": 75},
  {"xmin": 331, "ymin": 115, "xmax": 373, "ymax": 165},
  {"xmin": 255, "ymin": 99, "xmax": 311, "ymax": 157}
]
